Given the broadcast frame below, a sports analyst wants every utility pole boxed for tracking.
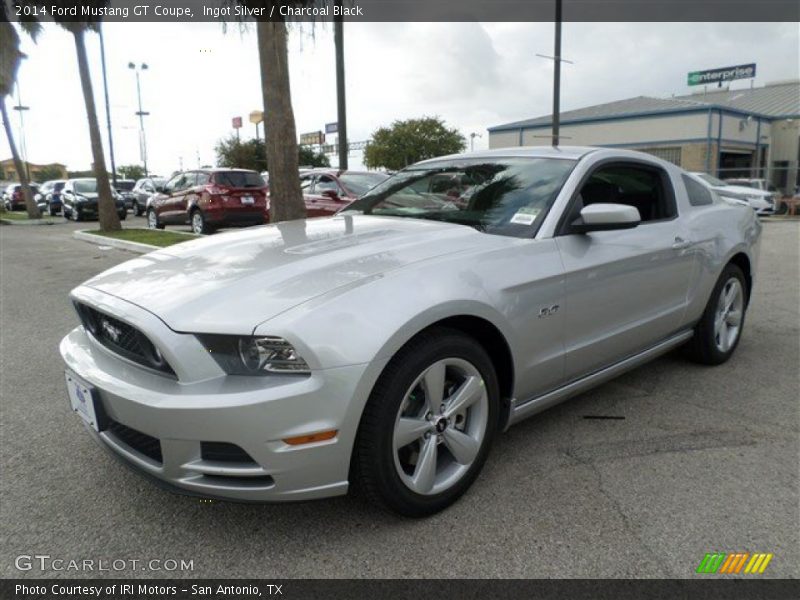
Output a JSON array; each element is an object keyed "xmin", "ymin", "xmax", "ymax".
[
  {"xmin": 536, "ymin": 1, "xmax": 572, "ymax": 148},
  {"xmin": 99, "ymin": 25, "xmax": 117, "ymax": 186},
  {"xmin": 552, "ymin": 0, "xmax": 562, "ymax": 147},
  {"xmin": 470, "ymin": 132, "xmax": 482, "ymax": 152},
  {"xmin": 334, "ymin": 9, "xmax": 348, "ymax": 170}
]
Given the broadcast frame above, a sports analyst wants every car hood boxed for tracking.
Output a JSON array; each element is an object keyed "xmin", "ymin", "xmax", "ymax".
[
  {"xmin": 713, "ymin": 184, "xmax": 770, "ymax": 198},
  {"xmin": 82, "ymin": 215, "xmax": 491, "ymax": 333}
]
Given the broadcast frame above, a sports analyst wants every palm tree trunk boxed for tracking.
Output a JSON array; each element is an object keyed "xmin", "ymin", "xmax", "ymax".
[
  {"xmin": 1, "ymin": 97, "xmax": 40, "ymax": 218},
  {"xmin": 72, "ymin": 28, "xmax": 120, "ymax": 231},
  {"xmin": 257, "ymin": 21, "xmax": 305, "ymax": 223}
]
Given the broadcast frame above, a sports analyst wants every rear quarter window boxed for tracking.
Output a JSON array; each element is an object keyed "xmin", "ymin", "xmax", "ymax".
[{"xmin": 682, "ymin": 174, "xmax": 714, "ymax": 206}]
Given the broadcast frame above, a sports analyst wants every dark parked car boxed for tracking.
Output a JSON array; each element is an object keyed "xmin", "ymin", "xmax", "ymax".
[
  {"xmin": 3, "ymin": 183, "xmax": 41, "ymax": 211},
  {"xmin": 131, "ymin": 177, "xmax": 166, "ymax": 216},
  {"xmin": 112, "ymin": 179, "xmax": 137, "ymax": 210},
  {"xmin": 147, "ymin": 169, "xmax": 267, "ymax": 234},
  {"xmin": 295, "ymin": 169, "xmax": 390, "ymax": 217},
  {"xmin": 62, "ymin": 179, "xmax": 127, "ymax": 221},
  {"xmin": 39, "ymin": 179, "xmax": 66, "ymax": 215}
]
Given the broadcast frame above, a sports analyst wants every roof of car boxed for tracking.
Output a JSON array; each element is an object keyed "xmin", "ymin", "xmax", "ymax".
[{"xmin": 414, "ymin": 146, "xmax": 601, "ymax": 165}]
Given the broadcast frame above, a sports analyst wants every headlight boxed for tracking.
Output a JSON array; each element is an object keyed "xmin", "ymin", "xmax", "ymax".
[{"xmin": 197, "ymin": 335, "xmax": 310, "ymax": 375}]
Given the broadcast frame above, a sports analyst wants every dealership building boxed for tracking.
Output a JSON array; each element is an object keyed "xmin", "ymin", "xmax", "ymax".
[{"xmin": 488, "ymin": 80, "xmax": 800, "ymax": 192}]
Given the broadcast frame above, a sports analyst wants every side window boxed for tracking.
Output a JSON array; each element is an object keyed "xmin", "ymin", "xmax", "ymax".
[
  {"xmin": 300, "ymin": 175, "xmax": 314, "ymax": 192},
  {"xmin": 316, "ymin": 175, "xmax": 340, "ymax": 194},
  {"xmin": 195, "ymin": 172, "xmax": 210, "ymax": 186},
  {"xmin": 182, "ymin": 172, "xmax": 198, "ymax": 189},
  {"xmin": 576, "ymin": 163, "xmax": 676, "ymax": 223},
  {"xmin": 164, "ymin": 174, "xmax": 184, "ymax": 194},
  {"xmin": 682, "ymin": 174, "xmax": 714, "ymax": 206}
]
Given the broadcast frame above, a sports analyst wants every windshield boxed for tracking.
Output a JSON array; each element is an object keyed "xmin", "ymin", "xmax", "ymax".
[
  {"xmin": 339, "ymin": 172, "xmax": 390, "ymax": 196},
  {"xmin": 114, "ymin": 180, "xmax": 135, "ymax": 191},
  {"xmin": 343, "ymin": 157, "xmax": 576, "ymax": 237},
  {"xmin": 213, "ymin": 171, "xmax": 265, "ymax": 188},
  {"xmin": 697, "ymin": 174, "xmax": 727, "ymax": 187},
  {"xmin": 74, "ymin": 180, "xmax": 97, "ymax": 194}
]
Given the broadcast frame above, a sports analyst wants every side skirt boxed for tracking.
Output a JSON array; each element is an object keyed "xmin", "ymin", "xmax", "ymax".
[{"xmin": 506, "ymin": 330, "xmax": 694, "ymax": 429}]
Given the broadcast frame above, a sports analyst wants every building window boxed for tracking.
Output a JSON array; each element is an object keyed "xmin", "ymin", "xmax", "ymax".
[{"xmin": 639, "ymin": 147, "xmax": 682, "ymax": 166}]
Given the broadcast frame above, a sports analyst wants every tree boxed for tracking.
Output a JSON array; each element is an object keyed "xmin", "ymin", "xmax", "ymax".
[
  {"xmin": 0, "ymin": 15, "xmax": 41, "ymax": 218},
  {"xmin": 32, "ymin": 164, "xmax": 65, "ymax": 183},
  {"xmin": 215, "ymin": 134, "xmax": 329, "ymax": 172},
  {"xmin": 363, "ymin": 117, "xmax": 466, "ymax": 171},
  {"xmin": 298, "ymin": 145, "xmax": 330, "ymax": 168},
  {"xmin": 215, "ymin": 135, "xmax": 267, "ymax": 172},
  {"xmin": 117, "ymin": 164, "xmax": 146, "ymax": 180},
  {"xmin": 255, "ymin": 18, "xmax": 306, "ymax": 223}
]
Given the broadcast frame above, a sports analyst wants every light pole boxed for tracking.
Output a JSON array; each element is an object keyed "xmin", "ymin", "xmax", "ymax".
[
  {"xmin": 128, "ymin": 62, "xmax": 149, "ymax": 176},
  {"xmin": 334, "ymin": 9, "xmax": 348, "ymax": 171},
  {"xmin": 12, "ymin": 84, "xmax": 30, "ymax": 179},
  {"xmin": 469, "ymin": 132, "xmax": 482, "ymax": 152}
]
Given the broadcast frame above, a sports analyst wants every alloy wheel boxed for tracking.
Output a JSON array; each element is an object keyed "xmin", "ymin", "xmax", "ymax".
[
  {"xmin": 714, "ymin": 277, "xmax": 743, "ymax": 353},
  {"xmin": 192, "ymin": 212, "xmax": 204, "ymax": 234},
  {"xmin": 392, "ymin": 358, "xmax": 489, "ymax": 496}
]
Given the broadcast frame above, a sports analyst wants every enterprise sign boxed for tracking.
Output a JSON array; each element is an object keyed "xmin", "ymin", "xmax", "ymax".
[{"xmin": 688, "ymin": 64, "xmax": 756, "ymax": 86}]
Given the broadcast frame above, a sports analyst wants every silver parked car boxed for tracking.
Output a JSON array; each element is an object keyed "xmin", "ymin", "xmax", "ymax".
[{"xmin": 60, "ymin": 147, "xmax": 761, "ymax": 516}]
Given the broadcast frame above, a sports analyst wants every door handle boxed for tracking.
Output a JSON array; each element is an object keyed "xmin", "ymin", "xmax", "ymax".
[{"xmin": 672, "ymin": 236, "xmax": 692, "ymax": 250}]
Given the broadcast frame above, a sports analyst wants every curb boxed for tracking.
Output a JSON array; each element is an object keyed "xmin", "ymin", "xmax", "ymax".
[
  {"xmin": 73, "ymin": 230, "xmax": 159, "ymax": 254},
  {"xmin": 0, "ymin": 217, "xmax": 57, "ymax": 226}
]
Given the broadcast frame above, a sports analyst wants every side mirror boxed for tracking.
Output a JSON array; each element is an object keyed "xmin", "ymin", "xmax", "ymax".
[
  {"xmin": 155, "ymin": 185, "xmax": 166, "ymax": 194},
  {"xmin": 320, "ymin": 189, "xmax": 340, "ymax": 200},
  {"xmin": 570, "ymin": 203, "xmax": 640, "ymax": 233}
]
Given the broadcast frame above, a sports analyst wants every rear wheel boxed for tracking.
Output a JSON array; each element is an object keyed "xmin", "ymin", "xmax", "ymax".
[
  {"xmin": 147, "ymin": 208, "xmax": 164, "ymax": 230},
  {"xmin": 353, "ymin": 328, "xmax": 499, "ymax": 517},
  {"xmin": 191, "ymin": 209, "xmax": 212, "ymax": 234},
  {"xmin": 684, "ymin": 263, "xmax": 747, "ymax": 365}
]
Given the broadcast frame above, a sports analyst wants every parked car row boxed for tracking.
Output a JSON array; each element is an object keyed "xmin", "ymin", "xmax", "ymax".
[{"xmin": 145, "ymin": 167, "xmax": 389, "ymax": 234}]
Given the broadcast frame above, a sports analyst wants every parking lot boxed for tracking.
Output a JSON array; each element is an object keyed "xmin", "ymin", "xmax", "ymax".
[{"xmin": 1, "ymin": 216, "xmax": 798, "ymax": 578}]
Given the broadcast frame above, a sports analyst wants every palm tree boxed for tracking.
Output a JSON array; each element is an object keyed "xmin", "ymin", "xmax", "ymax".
[
  {"xmin": 256, "ymin": 19, "xmax": 306, "ymax": 223},
  {"xmin": 56, "ymin": 20, "xmax": 120, "ymax": 231},
  {"xmin": 0, "ymin": 15, "xmax": 42, "ymax": 219}
]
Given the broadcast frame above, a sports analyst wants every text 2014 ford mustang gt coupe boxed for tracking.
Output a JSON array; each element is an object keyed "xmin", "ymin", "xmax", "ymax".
[{"xmin": 60, "ymin": 147, "xmax": 761, "ymax": 516}]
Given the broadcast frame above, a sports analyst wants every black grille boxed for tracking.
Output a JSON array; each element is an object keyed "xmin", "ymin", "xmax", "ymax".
[
  {"xmin": 201, "ymin": 442, "xmax": 256, "ymax": 464},
  {"xmin": 108, "ymin": 420, "xmax": 163, "ymax": 464},
  {"xmin": 75, "ymin": 303, "xmax": 175, "ymax": 376}
]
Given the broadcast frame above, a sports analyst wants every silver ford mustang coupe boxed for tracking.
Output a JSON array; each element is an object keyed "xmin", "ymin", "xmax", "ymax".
[{"xmin": 60, "ymin": 147, "xmax": 761, "ymax": 516}]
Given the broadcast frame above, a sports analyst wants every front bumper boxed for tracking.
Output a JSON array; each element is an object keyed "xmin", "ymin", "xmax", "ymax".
[{"xmin": 59, "ymin": 288, "xmax": 379, "ymax": 502}]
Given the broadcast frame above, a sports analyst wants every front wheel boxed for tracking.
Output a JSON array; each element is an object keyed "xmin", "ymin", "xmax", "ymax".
[
  {"xmin": 353, "ymin": 328, "xmax": 499, "ymax": 517},
  {"xmin": 147, "ymin": 209, "xmax": 164, "ymax": 230},
  {"xmin": 684, "ymin": 263, "xmax": 748, "ymax": 365}
]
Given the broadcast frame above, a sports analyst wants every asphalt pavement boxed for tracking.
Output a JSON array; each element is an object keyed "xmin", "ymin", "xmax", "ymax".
[{"xmin": 1, "ymin": 215, "xmax": 798, "ymax": 578}]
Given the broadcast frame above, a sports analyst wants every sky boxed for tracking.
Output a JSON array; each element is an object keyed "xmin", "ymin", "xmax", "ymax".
[{"xmin": 5, "ymin": 21, "xmax": 799, "ymax": 175}]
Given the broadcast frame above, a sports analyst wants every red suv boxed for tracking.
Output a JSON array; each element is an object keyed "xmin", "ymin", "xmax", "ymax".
[
  {"xmin": 295, "ymin": 170, "xmax": 389, "ymax": 217},
  {"xmin": 147, "ymin": 169, "xmax": 267, "ymax": 234}
]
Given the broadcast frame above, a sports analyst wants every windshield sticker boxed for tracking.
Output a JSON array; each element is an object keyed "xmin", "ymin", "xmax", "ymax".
[{"xmin": 510, "ymin": 207, "xmax": 540, "ymax": 225}]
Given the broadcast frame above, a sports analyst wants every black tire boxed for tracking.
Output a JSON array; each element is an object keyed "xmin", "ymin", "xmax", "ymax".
[
  {"xmin": 74, "ymin": 208, "xmax": 82, "ymax": 222},
  {"xmin": 147, "ymin": 208, "xmax": 164, "ymax": 230},
  {"xmin": 684, "ymin": 263, "xmax": 748, "ymax": 365},
  {"xmin": 118, "ymin": 210, "xmax": 127, "ymax": 221},
  {"xmin": 49, "ymin": 205, "xmax": 58, "ymax": 216},
  {"xmin": 353, "ymin": 327, "xmax": 499, "ymax": 517},
  {"xmin": 133, "ymin": 202, "xmax": 143, "ymax": 217}
]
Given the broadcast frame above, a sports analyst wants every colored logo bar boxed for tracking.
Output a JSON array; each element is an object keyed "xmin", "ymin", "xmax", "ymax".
[{"xmin": 696, "ymin": 552, "xmax": 773, "ymax": 574}]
